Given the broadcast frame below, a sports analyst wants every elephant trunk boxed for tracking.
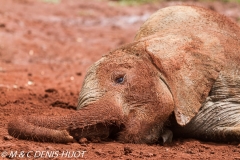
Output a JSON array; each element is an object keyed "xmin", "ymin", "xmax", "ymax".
[
  {"xmin": 8, "ymin": 116, "xmax": 74, "ymax": 143},
  {"xmin": 8, "ymin": 102, "xmax": 123, "ymax": 143}
]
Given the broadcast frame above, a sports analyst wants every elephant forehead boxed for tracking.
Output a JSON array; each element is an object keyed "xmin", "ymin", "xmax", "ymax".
[{"xmin": 97, "ymin": 55, "xmax": 143, "ymax": 73}]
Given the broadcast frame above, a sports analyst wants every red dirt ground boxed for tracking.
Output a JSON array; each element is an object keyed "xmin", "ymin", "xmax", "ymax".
[{"xmin": 0, "ymin": 0, "xmax": 240, "ymax": 159}]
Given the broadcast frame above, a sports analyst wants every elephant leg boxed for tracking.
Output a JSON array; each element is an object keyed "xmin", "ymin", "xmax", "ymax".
[
  {"xmin": 175, "ymin": 97, "xmax": 240, "ymax": 142},
  {"xmin": 177, "ymin": 67, "xmax": 240, "ymax": 142},
  {"xmin": 212, "ymin": 126, "xmax": 240, "ymax": 141}
]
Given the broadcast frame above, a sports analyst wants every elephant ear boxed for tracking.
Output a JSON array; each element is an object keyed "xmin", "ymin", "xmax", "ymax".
[{"xmin": 144, "ymin": 32, "xmax": 224, "ymax": 126}]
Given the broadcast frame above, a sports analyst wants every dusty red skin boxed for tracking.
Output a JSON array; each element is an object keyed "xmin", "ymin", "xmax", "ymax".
[{"xmin": 1, "ymin": 0, "xmax": 240, "ymax": 159}]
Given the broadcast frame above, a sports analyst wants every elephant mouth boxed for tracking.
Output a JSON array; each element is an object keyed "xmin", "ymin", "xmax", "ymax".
[{"xmin": 69, "ymin": 122, "xmax": 125, "ymax": 142}]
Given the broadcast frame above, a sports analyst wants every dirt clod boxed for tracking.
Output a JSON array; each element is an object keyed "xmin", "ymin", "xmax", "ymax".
[
  {"xmin": 95, "ymin": 149, "xmax": 106, "ymax": 156},
  {"xmin": 79, "ymin": 137, "xmax": 88, "ymax": 144},
  {"xmin": 124, "ymin": 146, "xmax": 133, "ymax": 155},
  {"xmin": 3, "ymin": 135, "xmax": 13, "ymax": 140},
  {"xmin": 45, "ymin": 88, "xmax": 58, "ymax": 93}
]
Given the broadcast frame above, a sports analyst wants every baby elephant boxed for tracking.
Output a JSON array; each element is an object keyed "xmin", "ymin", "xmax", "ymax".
[{"xmin": 8, "ymin": 5, "xmax": 240, "ymax": 144}]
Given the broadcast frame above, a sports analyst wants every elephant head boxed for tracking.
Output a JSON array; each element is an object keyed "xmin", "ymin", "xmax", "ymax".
[
  {"xmin": 8, "ymin": 41, "xmax": 174, "ymax": 144},
  {"xmin": 76, "ymin": 42, "xmax": 175, "ymax": 143}
]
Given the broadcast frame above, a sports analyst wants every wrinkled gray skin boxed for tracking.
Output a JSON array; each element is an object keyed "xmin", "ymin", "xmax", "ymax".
[{"xmin": 8, "ymin": 5, "xmax": 240, "ymax": 144}]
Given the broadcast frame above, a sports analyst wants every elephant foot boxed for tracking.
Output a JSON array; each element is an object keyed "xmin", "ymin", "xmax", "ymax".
[{"xmin": 160, "ymin": 129, "xmax": 173, "ymax": 144}]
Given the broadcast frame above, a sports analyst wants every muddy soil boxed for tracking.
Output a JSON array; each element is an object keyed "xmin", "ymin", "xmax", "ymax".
[{"xmin": 0, "ymin": 0, "xmax": 240, "ymax": 159}]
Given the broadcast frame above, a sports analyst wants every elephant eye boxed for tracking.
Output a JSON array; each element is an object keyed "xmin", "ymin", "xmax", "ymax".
[{"xmin": 114, "ymin": 75, "xmax": 125, "ymax": 84}]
